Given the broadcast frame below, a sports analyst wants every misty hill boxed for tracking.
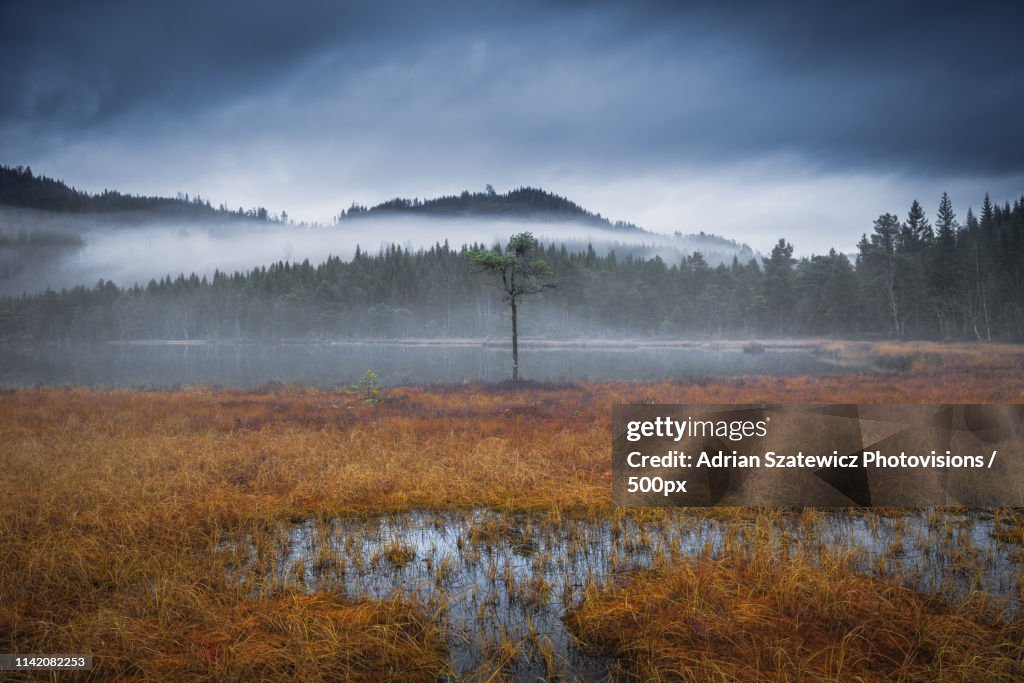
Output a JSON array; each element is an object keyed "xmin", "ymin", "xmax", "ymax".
[
  {"xmin": 339, "ymin": 185, "xmax": 756, "ymax": 262},
  {"xmin": 0, "ymin": 164, "xmax": 278, "ymax": 221},
  {"xmin": 2, "ymin": 165, "xmax": 751, "ymax": 256},
  {"xmin": 0, "ymin": 166, "xmax": 758, "ymax": 295},
  {"xmin": 341, "ymin": 186, "xmax": 644, "ymax": 232}
]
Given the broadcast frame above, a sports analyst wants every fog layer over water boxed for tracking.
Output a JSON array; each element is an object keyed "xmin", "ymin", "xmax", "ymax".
[
  {"xmin": 0, "ymin": 209, "xmax": 754, "ymax": 295},
  {"xmin": 0, "ymin": 343, "xmax": 864, "ymax": 388}
]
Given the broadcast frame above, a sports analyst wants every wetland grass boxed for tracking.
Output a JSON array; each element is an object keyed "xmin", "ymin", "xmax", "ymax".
[
  {"xmin": 2, "ymin": 343, "xmax": 1024, "ymax": 679},
  {"xmin": 567, "ymin": 550, "xmax": 1023, "ymax": 682}
]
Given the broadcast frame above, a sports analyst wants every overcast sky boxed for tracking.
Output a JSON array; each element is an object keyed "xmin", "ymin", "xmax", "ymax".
[{"xmin": 2, "ymin": 0, "xmax": 1023, "ymax": 254}]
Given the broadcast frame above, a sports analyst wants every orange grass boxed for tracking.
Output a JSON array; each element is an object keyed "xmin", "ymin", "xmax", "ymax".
[
  {"xmin": 566, "ymin": 552, "xmax": 1024, "ymax": 682},
  {"xmin": 3, "ymin": 357, "xmax": 1023, "ymax": 519},
  {"xmin": 855, "ymin": 340, "xmax": 1024, "ymax": 373},
  {"xmin": 2, "ymin": 343, "xmax": 1023, "ymax": 679}
]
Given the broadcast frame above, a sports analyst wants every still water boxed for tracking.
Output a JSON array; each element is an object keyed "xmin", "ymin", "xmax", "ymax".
[
  {"xmin": 226, "ymin": 508, "xmax": 1019, "ymax": 680},
  {"xmin": 0, "ymin": 341, "xmax": 866, "ymax": 388}
]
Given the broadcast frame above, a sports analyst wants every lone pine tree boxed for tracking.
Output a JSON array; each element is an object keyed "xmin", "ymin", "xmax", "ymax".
[{"xmin": 466, "ymin": 232, "xmax": 556, "ymax": 381}]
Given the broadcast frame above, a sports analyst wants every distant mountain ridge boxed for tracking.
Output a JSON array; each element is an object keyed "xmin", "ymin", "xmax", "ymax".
[
  {"xmin": 0, "ymin": 164, "xmax": 277, "ymax": 221},
  {"xmin": 340, "ymin": 186, "xmax": 645, "ymax": 233},
  {"xmin": 0, "ymin": 164, "xmax": 754, "ymax": 258},
  {"xmin": 339, "ymin": 186, "xmax": 754, "ymax": 256}
]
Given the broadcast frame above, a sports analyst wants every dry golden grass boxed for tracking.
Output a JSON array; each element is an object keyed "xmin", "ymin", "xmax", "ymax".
[
  {"xmin": 74, "ymin": 592, "xmax": 446, "ymax": 681},
  {"xmin": 860, "ymin": 340, "xmax": 1024, "ymax": 373},
  {"xmin": 566, "ymin": 551, "xmax": 1024, "ymax": 682},
  {"xmin": 1, "ymin": 342, "xmax": 1023, "ymax": 679},
  {"xmin": 3, "ymin": 354, "xmax": 1022, "ymax": 519}
]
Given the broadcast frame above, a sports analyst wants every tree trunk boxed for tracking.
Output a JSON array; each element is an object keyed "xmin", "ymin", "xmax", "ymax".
[{"xmin": 511, "ymin": 297, "xmax": 519, "ymax": 381}]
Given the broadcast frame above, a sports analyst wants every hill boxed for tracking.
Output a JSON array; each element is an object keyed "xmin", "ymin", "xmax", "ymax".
[
  {"xmin": 338, "ymin": 185, "xmax": 755, "ymax": 261},
  {"xmin": 0, "ymin": 164, "xmax": 276, "ymax": 221},
  {"xmin": 340, "ymin": 186, "xmax": 644, "ymax": 232},
  {"xmin": 0, "ymin": 166, "xmax": 758, "ymax": 295},
  {"xmin": 1, "ymin": 166, "xmax": 755, "ymax": 260}
]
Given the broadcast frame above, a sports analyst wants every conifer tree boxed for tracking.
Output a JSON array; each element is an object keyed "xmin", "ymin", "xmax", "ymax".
[{"xmin": 466, "ymin": 233, "xmax": 555, "ymax": 381}]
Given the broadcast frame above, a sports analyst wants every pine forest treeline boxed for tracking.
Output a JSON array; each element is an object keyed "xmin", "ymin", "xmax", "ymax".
[
  {"xmin": 2, "ymin": 191, "xmax": 1023, "ymax": 342},
  {"xmin": 0, "ymin": 165, "xmax": 282, "ymax": 222}
]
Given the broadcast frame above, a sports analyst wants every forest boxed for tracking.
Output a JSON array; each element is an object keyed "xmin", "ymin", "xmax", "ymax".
[
  {"xmin": 0, "ymin": 164, "xmax": 281, "ymax": 221},
  {"xmin": 0, "ymin": 163, "xmax": 1022, "ymax": 342},
  {"xmin": 339, "ymin": 184, "xmax": 644, "ymax": 233}
]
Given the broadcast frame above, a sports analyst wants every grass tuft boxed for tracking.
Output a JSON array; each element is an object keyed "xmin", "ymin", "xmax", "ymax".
[{"xmin": 566, "ymin": 553, "xmax": 1024, "ymax": 682}]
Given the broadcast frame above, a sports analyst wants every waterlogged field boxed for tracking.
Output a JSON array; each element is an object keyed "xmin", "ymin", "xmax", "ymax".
[
  {"xmin": 233, "ymin": 508, "xmax": 1023, "ymax": 680},
  {"xmin": 2, "ymin": 342, "xmax": 1024, "ymax": 680}
]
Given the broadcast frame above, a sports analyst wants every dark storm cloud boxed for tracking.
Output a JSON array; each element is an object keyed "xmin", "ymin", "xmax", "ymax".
[
  {"xmin": 2, "ymin": 0, "xmax": 1022, "ymax": 192},
  {"xmin": 0, "ymin": 2, "xmax": 424, "ymax": 130},
  {"xmin": 549, "ymin": 0, "xmax": 1024, "ymax": 175}
]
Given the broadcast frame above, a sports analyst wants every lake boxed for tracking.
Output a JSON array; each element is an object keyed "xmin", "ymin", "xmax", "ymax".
[{"xmin": 0, "ymin": 340, "xmax": 867, "ymax": 388}]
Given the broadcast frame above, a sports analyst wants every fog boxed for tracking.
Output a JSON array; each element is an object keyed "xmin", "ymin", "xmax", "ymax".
[
  {"xmin": 0, "ymin": 209, "xmax": 755, "ymax": 295},
  {"xmin": 0, "ymin": 341, "xmax": 867, "ymax": 389}
]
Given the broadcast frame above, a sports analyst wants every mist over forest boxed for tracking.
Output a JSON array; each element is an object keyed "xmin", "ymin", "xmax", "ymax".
[
  {"xmin": 0, "ymin": 166, "xmax": 752, "ymax": 296},
  {"xmin": 1, "ymin": 164, "xmax": 1023, "ymax": 342}
]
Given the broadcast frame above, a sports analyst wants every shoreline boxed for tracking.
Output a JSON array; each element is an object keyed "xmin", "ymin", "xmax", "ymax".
[{"xmin": 4, "ymin": 337, "xmax": 1018, "ymax": 351}]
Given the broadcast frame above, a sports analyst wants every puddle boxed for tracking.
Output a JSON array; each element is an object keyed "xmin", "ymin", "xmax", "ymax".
[{"xmin": 222, "ymin": 509, "xmax": 1023, "ymax": 680}]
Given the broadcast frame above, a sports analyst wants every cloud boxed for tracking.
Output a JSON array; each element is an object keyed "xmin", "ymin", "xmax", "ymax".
[{"xmin": 2, "ymin": 1, "xmax": 1022, "ymax": 251}]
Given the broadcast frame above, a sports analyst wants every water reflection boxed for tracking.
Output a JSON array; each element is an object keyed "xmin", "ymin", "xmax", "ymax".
[
  {"xmin": 223, "ymin": 509, "xmax": 1021, "ymax": 680},
  {"xmin": 0, "ymin": 342, "xmax": 867, "ymax": 388}
]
